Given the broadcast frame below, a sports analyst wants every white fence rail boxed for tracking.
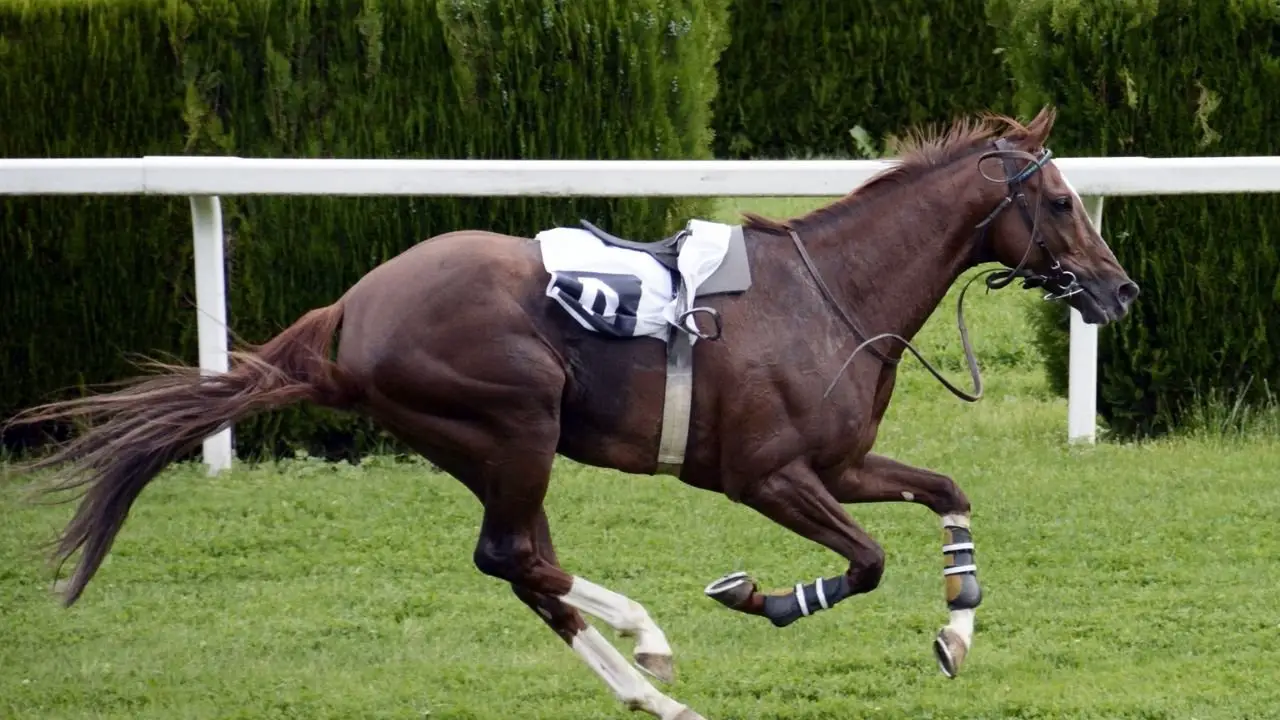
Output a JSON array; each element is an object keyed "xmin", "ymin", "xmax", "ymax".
[
  {"xmin": 9, "ymin": 155, "xmax": 1280, "ymax": 196},
  {"xmin": 6, "ymin": 155, "xmax": 1280, "ymax": 473}
]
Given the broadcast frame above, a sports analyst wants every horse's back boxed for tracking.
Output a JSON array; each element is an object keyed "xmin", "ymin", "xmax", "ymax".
[{"xmin": 353, "ymin": 229, "xmax": 540, "ymax": 293}]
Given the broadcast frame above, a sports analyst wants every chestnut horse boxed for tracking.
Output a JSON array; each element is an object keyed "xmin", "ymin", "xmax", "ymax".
[{"xmin": 7, "ymin": 107, "xmax": 1137, "ymax": 719}]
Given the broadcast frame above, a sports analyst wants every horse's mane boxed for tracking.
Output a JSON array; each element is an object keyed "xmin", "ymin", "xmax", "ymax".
[{"xmin": 743, "ymin": 111, "xmax": 1054, "ymax": 234}]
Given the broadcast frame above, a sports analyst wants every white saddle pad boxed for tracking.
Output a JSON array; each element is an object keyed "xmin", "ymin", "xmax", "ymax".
[{"xmin": 537, "ymin": 219, "xmax": 733, "ymax": 342}]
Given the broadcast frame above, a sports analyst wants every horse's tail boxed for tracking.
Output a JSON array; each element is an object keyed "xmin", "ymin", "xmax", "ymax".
[{"xmin": 4, "ymin": 301, "xmax": 352, "ymax": 607}]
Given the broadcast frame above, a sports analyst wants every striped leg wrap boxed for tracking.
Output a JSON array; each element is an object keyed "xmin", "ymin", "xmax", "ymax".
[
  {"xmin": 761, "ymin": 575, "xmax": 851, "ymax": 628},
  {"xmin": 942, "ymin": 525, "xmax": 982, "ymax": 610}
]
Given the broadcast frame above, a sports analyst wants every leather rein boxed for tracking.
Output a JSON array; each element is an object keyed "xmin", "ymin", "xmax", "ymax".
[{"xmin": 790, "ymin": 137, "xmax": 1077, "ymax": 402}]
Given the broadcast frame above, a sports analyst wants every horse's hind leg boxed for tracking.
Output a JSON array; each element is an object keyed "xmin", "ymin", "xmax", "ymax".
[
  {"xmin": 363, "ymin": 378, "xmax": 692, "ymax": 715},
  {"xmin": 508, "ymin": 511, "xmax": 590, "ymax": 643},
  {"xmin": 357, "ymin": 301, "xmax": 692, "ymax": 715},
  {"xmin": 825, "ymin": 453, "xmax": 982, "ymax": 679},
  {"xmin": 472, "ymin": 443, "xmax": 699, "ymax": 720},
  {"xmin": 704, "ymin": 458, "xmax": 887, "ymax": 629}
]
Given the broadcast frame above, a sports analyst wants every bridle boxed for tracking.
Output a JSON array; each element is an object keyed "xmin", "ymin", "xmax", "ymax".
[
  {"xmin": 975, "ymin": 138, "xmax": 1081, "ymax": 301},
  {"xmin": 791, "ymin": 137, "xmax": 1074, "ymax": 403}
]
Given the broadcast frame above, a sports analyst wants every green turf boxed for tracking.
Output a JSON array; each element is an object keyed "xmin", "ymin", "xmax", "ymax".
[{"xmin": 4, "ymin": 198, "xmax": 1279, "ymax": 719}]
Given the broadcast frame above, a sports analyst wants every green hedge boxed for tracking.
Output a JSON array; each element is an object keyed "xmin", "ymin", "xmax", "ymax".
[
  {"xmin": 991, "ymin": 0, "xmax": 1280, "ymax": 437},
  {"xmin": 0, "ymin": 0, "xmax": 729, "ymax": 458},
  {"xmin": 711, "ymin": 0, "xmax": 1014, "ymax": 160}
]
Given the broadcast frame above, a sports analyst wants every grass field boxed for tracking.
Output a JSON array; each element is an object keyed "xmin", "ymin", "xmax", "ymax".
[{"xmin": 4, "ymin": 197, "xmax": 1280, "ymax": 720}]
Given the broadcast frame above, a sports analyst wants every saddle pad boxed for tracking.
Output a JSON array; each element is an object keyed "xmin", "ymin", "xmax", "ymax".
[
  {"xmin": 695, "ymin": 224, "xmax": 751, "ymax": 298},
  {"xmin": 538, "ymin": 227, "xmax": 675, "ymax": 338},
  {"xmin": 537, "ymin": 219, "xmax": 738, "ymax": 341}
]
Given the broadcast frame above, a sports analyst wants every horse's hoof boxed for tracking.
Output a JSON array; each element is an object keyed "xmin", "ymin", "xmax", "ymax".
[
  {"xmin": 635, "ymin": 652, "xmax": 675, "ymax": 684},
  {"xmin": 704, "ymin": 571, "xmax": 755, "ymax": 610},
  {"xmin": 933, "ymin": 626, "xmax": 968, "ymax": 679},
  {"xmin": 662, "ymin": 706, "xmax": 706, "ymax": 720}
]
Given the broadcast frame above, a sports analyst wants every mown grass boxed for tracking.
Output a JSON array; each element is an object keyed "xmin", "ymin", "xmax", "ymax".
[{"xmin": 3, "ymin": 198, "xmax": 1279, "ymax": 720}]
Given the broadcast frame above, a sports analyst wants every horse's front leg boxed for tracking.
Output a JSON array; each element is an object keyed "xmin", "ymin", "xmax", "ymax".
[
  {"xmin": 825, "ymin": 453, "xmax": 982, "ymax": 679},
  {"xmin": 703, "ymin": 458, "xmax": 887, "ymax": 629}
]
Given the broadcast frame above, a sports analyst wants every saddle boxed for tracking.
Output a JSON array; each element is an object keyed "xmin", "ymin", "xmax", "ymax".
[
  {"xmin": 578, "ymin": 218, "xmax": 752, "ymax": 299},
  {"xmin": 579, "ymin": 219, "xmax": 683, "ymax": 272}
]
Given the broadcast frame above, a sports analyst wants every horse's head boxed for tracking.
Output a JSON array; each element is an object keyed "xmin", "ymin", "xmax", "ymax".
[{"xmin": 977, "ymin": 106, "xmax": 1139, "ymax": 325}]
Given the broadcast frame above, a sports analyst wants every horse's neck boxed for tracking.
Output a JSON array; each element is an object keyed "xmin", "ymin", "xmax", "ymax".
[{"xmin": 802, "ymin": 165, "xmax": 997, "ymax": 353}]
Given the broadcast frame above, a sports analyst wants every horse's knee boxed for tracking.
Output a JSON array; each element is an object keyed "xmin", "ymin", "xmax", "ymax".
[
  {"xmin": 932, "ymin": 476, "xmax": 971, "ymax": 516},
  {"xmin": 849, "ymin": 544, "xmax": 886, "ymax": 595}
]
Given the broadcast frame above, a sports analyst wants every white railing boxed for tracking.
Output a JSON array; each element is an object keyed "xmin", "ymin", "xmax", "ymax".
[{"xmin": 6, "ymin": 155, "xmax": 1280, "ymax": 473}]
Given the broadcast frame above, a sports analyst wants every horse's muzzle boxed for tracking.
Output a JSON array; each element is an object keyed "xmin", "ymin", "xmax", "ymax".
[{"xmin": 1069, "ymin": 273, "xmax": 1140, "ymax": 325}]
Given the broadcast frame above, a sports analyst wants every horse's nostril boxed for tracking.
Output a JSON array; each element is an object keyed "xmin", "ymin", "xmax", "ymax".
[{"xmin": 1116, "ymin": 281, "xmax": 1140, "ymax": 307}]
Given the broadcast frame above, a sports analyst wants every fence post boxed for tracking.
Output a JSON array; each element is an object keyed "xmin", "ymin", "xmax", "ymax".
[
  {"xmin": 1068, "ymin": 195, "xmax": 1105, "ymax": 445},
  {"xmin": 189, "ymin": 195, "xmax": 234, "ymax": 474}
]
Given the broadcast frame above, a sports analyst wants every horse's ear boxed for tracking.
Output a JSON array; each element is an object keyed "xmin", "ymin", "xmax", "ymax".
[{"xmin": 1016, "ymin": 105, "xmax": 1057, "ymax": 149}]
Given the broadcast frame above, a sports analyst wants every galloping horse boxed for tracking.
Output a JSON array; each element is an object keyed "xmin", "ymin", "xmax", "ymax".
[{"xmin": 7, "ymin": 107, "xmax": 1137, "ymax": 719}]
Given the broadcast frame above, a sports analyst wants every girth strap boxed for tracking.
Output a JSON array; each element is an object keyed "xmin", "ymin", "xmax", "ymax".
[{"xmin": 654, "ymin": 328, "xmax": 693, "ymax": 477}]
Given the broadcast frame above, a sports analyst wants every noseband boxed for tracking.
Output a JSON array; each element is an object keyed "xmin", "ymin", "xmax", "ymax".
[{"xmin": 792, "ymin": 137, "xmax": 1078, "ymax": 403}]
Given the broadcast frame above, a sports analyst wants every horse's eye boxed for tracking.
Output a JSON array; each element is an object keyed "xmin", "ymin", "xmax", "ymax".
[{"xmin": 1051, "ymin": 196, "xmax": 1072, "ymax": 213}]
